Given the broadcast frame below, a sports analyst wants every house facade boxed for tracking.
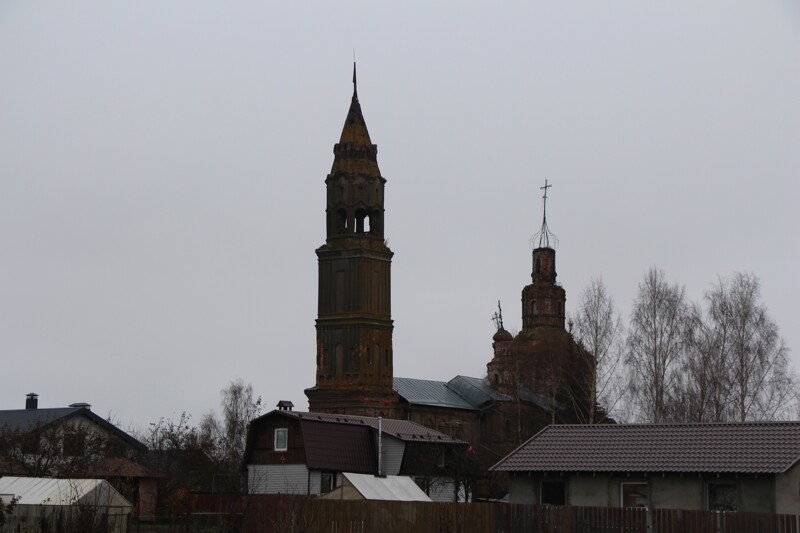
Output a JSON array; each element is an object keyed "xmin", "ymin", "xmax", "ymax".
[
  {"xmin": 491, "ymin": 422, "xmax": 800, "ymax": 514},
  {"xmin": 243, "ymin": 409, "xmax": 468, "ymax": 502},
  {"xmin": 0, "ymin": 393, "xmax": 158, "ymax": 520}
]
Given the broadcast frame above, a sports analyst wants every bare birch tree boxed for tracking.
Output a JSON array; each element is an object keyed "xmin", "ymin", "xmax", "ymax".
[
  {"xmin": 713, "ymin": 273, "xmax": 794, "ymax": 421},
  {"xmin": 572, "ymin": 277, "xmax": 624, "ymax": 423},
  {"xmin": 625, "ymin": 268, "xmax": 687, "ymax": 423}
]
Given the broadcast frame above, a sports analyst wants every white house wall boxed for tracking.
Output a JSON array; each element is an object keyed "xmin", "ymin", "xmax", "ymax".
[
  {"xmin": 248, "ymin": 464, "xmax": 311, "ymax": 495},
  {"xmin": 379, "ymin": 436, "xmax": 404, "ymax": 476}
]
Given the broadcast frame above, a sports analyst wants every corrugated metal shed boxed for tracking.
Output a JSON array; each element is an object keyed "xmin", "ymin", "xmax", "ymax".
[
  {"xmin": 393, "ymin": 377, "xmax": 477, "ymax": 411},
  {"xmin": 326, "ymin": 473, "xmax": 432, "ymax": 501},
  {"xmin": 0, "ymin": 476, "xmax": 131, "ymax": 507},
  {"xmin": 491, "ymin": 422, "xmax": 800, "ymax": 474}
]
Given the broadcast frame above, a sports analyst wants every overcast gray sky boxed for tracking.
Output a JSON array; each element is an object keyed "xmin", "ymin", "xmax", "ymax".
[{"xmin": 1, "ymin": 2, "xmax": 798, "ymax": 430}]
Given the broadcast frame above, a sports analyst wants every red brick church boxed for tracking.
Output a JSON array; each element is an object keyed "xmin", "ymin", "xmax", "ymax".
[{"xmin": 304, "ymin": 67, "xmax": 597, "ymax": 499}]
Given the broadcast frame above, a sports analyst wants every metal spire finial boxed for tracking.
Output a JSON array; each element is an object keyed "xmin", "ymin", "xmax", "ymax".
[
  {"xmin": 531, "ymin": 179, "xmax": 558, "ymax": 249},
  {"xmin": 352, "ymin": 61, "xmax": 357, "ymax": 99}
]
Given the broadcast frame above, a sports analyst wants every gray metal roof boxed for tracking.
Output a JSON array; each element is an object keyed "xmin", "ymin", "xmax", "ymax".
[
  {"xmin": 446, "ymin": 376, "xmax": 511, "ymax": 407},
  {"xmin": 393, "ymin": 377, "xmax": 477, "ymax": 411},
  {"xmin": 491, "ymin": 422, "xmax": 800, "ymax": 474},
  {"xmin": 0, "ymin": 408, "xmax": 146, "ymax": 451}
]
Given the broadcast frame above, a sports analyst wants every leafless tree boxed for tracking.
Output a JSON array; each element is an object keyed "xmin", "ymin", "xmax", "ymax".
[
  {"xmin": 571, "ymin": 277, "xmax": 625, "ymax": 423},
  {"xmin": 625, "ymin": 268, "xmax": 688, "ymax": 423},
  {"xmin": 710, "ymin": 273, "xmax": 794, "ymax": 421}
]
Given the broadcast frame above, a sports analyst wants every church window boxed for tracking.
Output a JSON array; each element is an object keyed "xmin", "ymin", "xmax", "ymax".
[
  {"xmin": 336, "ymin": 208, "xmax": 347, "ymax": 232},
  {"xmin": 531, "ymin": 300, "xmax": 537, "ymax": 316},
  {"xmin": 334, "ymin": 344, "xmax": 344, "ymax": 376},
  {"xmin": 535, "ymin": 257, "xmax": 542, "ymax": 274},
  {"xmin": 355, "ymin": 209, "xmax": 369, "ymax": 233}
]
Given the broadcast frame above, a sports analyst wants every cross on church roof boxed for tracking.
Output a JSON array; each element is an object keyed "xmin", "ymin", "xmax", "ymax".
[
  {"xmin": 531, "ymin": 179, "xmax": 558, "ymax": 250},
  {"xmin": 492, "ymin": 300, "xmax": 504, "ymax": 330}
]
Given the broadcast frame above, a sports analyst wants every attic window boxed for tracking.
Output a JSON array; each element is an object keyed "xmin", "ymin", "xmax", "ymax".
[{"xmin": 274, "ymin": 428, "xmax": 288, "ymax": 452}]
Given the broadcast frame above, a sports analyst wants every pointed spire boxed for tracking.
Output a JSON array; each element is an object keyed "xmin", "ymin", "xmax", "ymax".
[
  {"xmin": 352, "ymin": 61, "xmax": 358, "ymax": 99},
  {"xmin": 332, "ymin": 65, "xmax": 379, "ymax": 176}
]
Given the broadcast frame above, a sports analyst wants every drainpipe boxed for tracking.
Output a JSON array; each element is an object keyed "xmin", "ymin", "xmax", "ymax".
[{"xmin": 377, "ymin": 417, "xmax": 383, "ymax": 476}]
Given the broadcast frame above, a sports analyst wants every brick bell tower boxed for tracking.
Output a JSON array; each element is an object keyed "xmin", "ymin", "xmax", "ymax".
[
  {"xmin": 521, "ymin": 179, "xmax": 565, "ymax": 330},
  {"xmin": 305, "ymin": 65, "xmax": 399, "ymax": 417}
]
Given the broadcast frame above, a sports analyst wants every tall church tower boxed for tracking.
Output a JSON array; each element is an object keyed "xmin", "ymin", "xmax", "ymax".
[
  {"xmin": 487, "ymin": 180, "xmax": 587, "ymax": 419},
  {"xmin": 305, "ymin": 66, "xmax": 399, "ymax": 417}
]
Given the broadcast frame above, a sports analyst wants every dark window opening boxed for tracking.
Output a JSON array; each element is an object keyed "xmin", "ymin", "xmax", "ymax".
[
  {"xmin": 621, "ymin": 482, "xmax": 649, "ymax": 508},
  {"xmin": 321, "ymin": 472, "xmax": 337, "ymax": 494},
  {"xmin": 63, "ymin": 432, "xmax": 86, "ymax": 457},
  {"xmin": 336, "ymin": 208, "xmax": 347, "ymax": 232},
  {"xmin": 708, "ymin": 483, "xmax": 738, "ymax": 511},
  {"xmin": 535, "ymin": 258, "xmax": 542, "ymax": 274},
  {"xmin": 541, "ymin": 480, "xmax": 566, "ymax": 506},
  {"xmin": 355, "ymin": 209, "xmax": 369, "ymax": 233}
]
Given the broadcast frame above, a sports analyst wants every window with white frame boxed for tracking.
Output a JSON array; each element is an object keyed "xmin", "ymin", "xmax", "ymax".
[{"xmin": 274, "ymin": 428, "xmax": 288, "ymax": 451}]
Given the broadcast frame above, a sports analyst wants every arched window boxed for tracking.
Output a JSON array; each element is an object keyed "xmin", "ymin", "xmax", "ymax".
[
  {"xmin": 355, "ymin": 209, "xmax": 369, "ymax": 233},
  {"xmin": 336, "ymin": 208, "xmax": 348, "ymax": 232},
  {"xmin": 535, "ymin": 257, "xmax": 542, "ymax": 274},
  {"xmin": 531, "ymin": 300, "xmax": 537, "ymax": 316}
]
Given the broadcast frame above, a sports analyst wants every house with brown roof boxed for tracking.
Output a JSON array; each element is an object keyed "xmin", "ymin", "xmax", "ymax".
[
  {"xmin": 243, "ymin": 409, "xmax": 468, "ymax": 501},
  {"xmin": 491, "ymin": 422, "xmax": 800, "ymax": 514}
]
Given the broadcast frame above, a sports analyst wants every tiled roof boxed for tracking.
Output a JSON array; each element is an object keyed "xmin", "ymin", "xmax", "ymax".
[
  {"xmin": 491, "ymin": 422, "xmax": 800, "ymax": 474},
  {"xmin": 393, "ymin": 377, "xmax": 477, "ymax": 411},
  {"xmin": 301, "ymin": 420, "xmax": 377, "ymax": 474},
  {"xmin": 282, "ymin": 411, "xmax": 465, "ymax": 445}
]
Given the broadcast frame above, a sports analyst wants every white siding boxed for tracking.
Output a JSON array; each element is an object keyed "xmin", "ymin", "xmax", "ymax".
[
  {"xmin": 248, "ymin": 464, "xmax": 311, "ymax": 494},
  {"xmin": 380, "ymin": 436, "xmax": 405, "ymax": 475}
]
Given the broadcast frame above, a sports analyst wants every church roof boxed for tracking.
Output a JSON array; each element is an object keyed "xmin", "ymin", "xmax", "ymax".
[
  {"xmin": 393, "ymin": 377, "xmax": 477, "ymax": 411},
  {"xmin": 330, "ymin": 64, "xmax": 380, "ymax": 177},
  {"xmin": 393, "ymin": 375, "xmax": 554, "ymax": 412}
]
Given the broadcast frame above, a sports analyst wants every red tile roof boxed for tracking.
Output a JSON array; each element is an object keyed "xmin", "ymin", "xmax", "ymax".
[{"xmin": 491, "ymin": 422, "xmax": 800, "ymax": 474}]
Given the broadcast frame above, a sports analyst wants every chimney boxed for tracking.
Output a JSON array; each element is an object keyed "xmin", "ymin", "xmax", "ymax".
[
  {"xmin": 69, "ymin": 402, "xmax": 91, "ymax": 410},
  {"xmin": 25, "ymin": 393, "xmax": 39, "ymax": 410},
  {"xmin": 276, "ymin": 400, "xmax": 294, "ymax": 412}
]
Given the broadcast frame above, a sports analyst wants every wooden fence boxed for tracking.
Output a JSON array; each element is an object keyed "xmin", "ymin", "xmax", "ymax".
[{"xmin": 133, "ymin": 495, "xmax": 800, "ymax": 533}]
